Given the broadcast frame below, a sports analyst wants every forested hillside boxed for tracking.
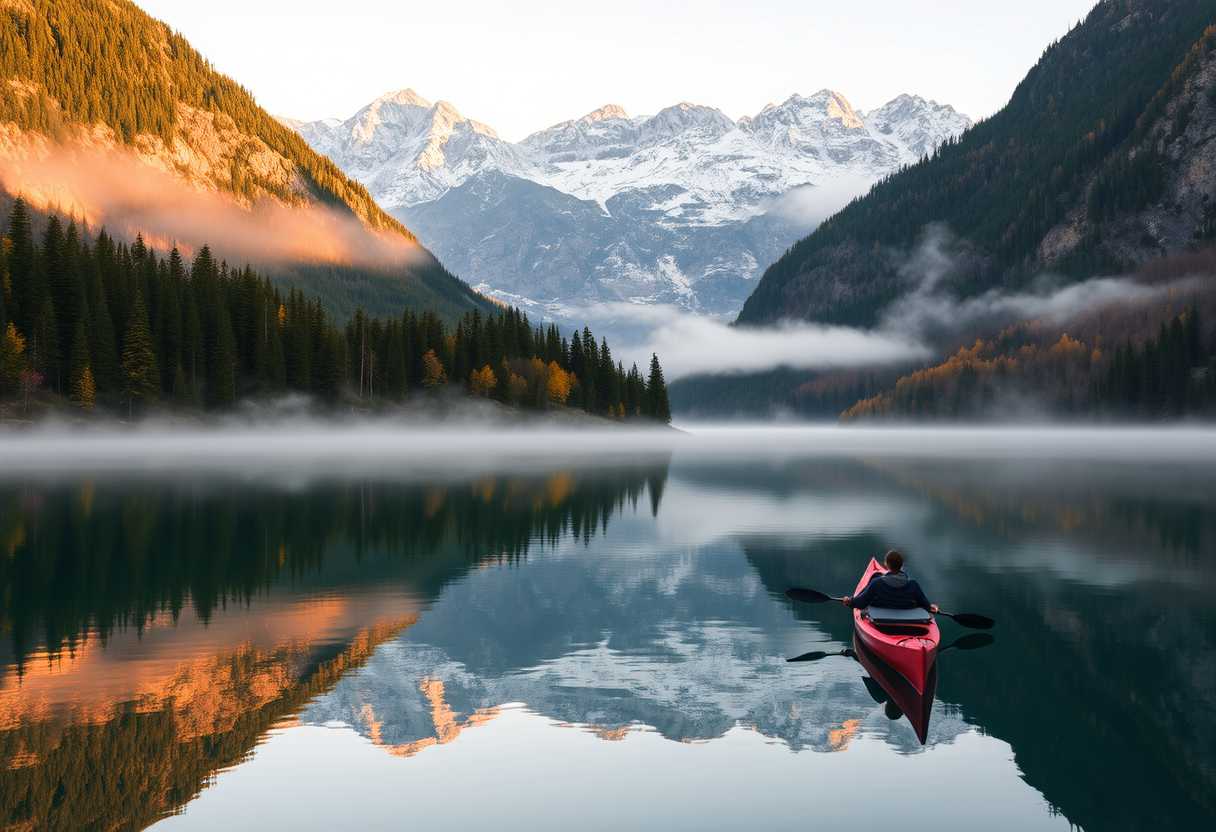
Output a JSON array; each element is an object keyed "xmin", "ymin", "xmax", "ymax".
[
  {"xmin": 0, "ymin": 199, "xmax": 671, "ymax": 421},
  {"xmin": 737, "ymin": 0, "xmax": 1216, "ymax": 327},
  {"xmin": 0, "ymin": 0, "xmax": 490, "ymax": 321}
]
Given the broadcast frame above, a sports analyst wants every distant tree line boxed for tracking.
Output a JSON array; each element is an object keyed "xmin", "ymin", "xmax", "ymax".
[
  {"xmin": 842, "ymin": 305, "xmax": 1216, "ymax": 422},
  {"xmin": 1095, "ymin": 307, "xmax": 1209, "ymax": 417},
  {"xmin": 0, "ymin": 199, "xmax": 671, "ymax": 421}
]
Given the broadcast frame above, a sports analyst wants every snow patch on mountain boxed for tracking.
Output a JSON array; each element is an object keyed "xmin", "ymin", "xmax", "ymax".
[{"xmin": 285, "ymin": 89, "xmax": 970, "ymax": 320}]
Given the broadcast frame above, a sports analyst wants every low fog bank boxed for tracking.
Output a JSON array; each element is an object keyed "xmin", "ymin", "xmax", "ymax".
[
  {"xmin": 3, "ymin": 421, "xmax": 1216, "ymax": 479},
  {"xmin": 603, "ymin": 225, "xmax": 1210, "ymax": 383},
  {"xmin": 0, "ymin": 138, "xmax": 424, "ymax": 271}
]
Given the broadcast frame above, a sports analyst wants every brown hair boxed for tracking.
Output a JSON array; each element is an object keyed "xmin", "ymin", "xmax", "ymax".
[{"xmin": 884, "ymin": 550, "xmax": 904, "ymax": 572}]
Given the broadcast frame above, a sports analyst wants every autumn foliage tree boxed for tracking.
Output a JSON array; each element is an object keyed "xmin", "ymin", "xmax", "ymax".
[
  {"xmin": 421, "ymin": 349, "xmax": 447, "ymax": 388},
  {"xmin": 469, "ymin": 364, "xmax": 496, "ymax": 397}
]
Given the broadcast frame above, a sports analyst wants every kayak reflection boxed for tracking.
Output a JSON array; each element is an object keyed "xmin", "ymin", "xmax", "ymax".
[{"xmin": 789, "ymin": 632, "xmax": 994, "ymax": 745}]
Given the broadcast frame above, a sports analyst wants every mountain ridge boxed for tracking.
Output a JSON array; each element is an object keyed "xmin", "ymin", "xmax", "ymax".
[{"xmin": 286, "ymin": 88, "xmax": 971, "ymax": 318}]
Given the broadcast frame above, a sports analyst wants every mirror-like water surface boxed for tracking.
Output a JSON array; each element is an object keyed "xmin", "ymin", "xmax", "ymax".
[{"xmin": 1, "ymin": 427, "xmax": 1214, "ymax": 831}]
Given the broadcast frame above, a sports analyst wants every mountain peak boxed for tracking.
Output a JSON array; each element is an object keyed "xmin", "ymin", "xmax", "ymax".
[
  {"xmin": 643, "ymin": 102, "xmax": 735, "ymax": 136},
  {"xmin": 580, "ymin": 104, "xmax": 629, "ymax": 123},
  {"xmin": 372, "ymin": 88, "xmax": 433, "ymax": 109},
  {"xmin": 784, "ymin": 90, "xmax": 863, "ymax": 128}
]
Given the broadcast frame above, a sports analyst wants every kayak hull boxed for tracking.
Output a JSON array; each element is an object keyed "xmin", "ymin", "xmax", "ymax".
[
  {"xmin": 852, "ymin": 558, "xmax": 940, "ymax": 694},
  {"xmin": 853, "ymin": 631, "xmax": 938, "ymax": 744}
]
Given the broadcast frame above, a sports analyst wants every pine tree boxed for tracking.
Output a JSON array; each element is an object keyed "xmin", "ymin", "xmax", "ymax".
[
  {"xmin": 6, "ymin": 198, "xmax": 36, "ymax": 337},
  {"xmin": 121, "ymin": 287, "xmax": 159, "ymax": 415},
  {"xmin": 208, "ymin": 305, "xmax": 238, "ymax": 408},
  {"xmin": 646, "ymin": 353, "xmax": 671, "ymax": 423},
  {"xmin": 86, "ymin": 259, "xmax": 120, "ymax": 395}
]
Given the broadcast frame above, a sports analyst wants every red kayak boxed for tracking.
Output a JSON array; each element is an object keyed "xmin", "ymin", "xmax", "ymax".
[{"xmin": 852, "ymin": 558, "xmax": 940, "ymax": 694}]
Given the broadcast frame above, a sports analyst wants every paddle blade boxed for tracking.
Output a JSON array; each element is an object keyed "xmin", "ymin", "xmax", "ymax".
[
  {"xmin": 786, "ymin": 651, "xmax": 830, "ymax": 663},
  {"xmin": 785, "ymin": 587, "xmax": 833, "ymax": 604},
  {"xmin": 949, "ymin": 633, "xmax": 995, "ymax": 651},
  {"xmin": 948, "ymin": 612, "xmax": 995, "ymax": 629}
]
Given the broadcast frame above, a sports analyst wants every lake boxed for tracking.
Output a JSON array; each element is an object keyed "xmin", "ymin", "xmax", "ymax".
[{"xmin": 1, "ymin": 425, "xmax": 1214, "ymax": 831}]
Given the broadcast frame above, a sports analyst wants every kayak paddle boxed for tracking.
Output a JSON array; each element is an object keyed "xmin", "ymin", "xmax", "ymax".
[
  {"xmin": 785, "ymin": 587, "xmax": 845, "ymax": 604},
  {"xmin": 935, "ymin": 610, "xmax": 995, "ymax": 630},
  {"xmin": 785, "ymin": 587, "xmax": 994, "ymax": 629},
  {"xmin": 786, "ymin": 648, "xmax": 855, "ymax": 663}
]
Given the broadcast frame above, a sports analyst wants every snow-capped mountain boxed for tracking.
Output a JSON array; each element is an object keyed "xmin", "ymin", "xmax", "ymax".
[{"xmin": 286, "ymin": 89, "xmax": 969, "ymax": 319}]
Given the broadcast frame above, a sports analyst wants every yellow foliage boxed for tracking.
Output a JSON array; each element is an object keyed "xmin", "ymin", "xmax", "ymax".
[
  {"xmin": 469, "ymin": 364, "xmax": 497, "ymax": 397},
  {"xmin": 1050, "ymin": 333, "xmax": 1085, "ymax": 356},
  {"xmin": 73, "ymin": 366, "xmax": 96, "ymax": 410},
  {"xmin": 0, "ymin": 322, "xmax": 27, "ymax": 393},
  {"xmin": 545, "ymin": 361, "xmax": 572, "ymax": 404},
  {"xmin": 277, "ymin": 304, "xmax": 287, "ymax": 328},
  {"xmin": 421, "ymin": 349, "xmax": 447, "ymax": 387}
]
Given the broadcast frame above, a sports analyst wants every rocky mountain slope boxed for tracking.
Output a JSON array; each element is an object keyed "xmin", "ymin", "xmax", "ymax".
[
  {"xmin": 0, "ymin": 0, "xmax": 491, "ymax": 322},
  {"xmin": 287, "ymin": 89, "xmax": 970, "ymax": 317},
  {"xmin": 736, "ymin": 0, "xmax": 1216, "ymax": 328}
]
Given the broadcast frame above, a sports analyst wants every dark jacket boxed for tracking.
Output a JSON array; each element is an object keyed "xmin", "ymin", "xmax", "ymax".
[{"xmin": 850, "ymin": 570, "xmax": 931, "ymax": 611}]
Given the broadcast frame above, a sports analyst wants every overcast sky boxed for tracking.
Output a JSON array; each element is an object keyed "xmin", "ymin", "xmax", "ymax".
[{"xmin": 139, "ymin": 0, "xmax": 1099, "ymax": 142}]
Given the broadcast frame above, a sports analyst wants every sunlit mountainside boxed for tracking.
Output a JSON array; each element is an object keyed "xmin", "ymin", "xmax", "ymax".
[{"xmin": 0, "ymin": 0, "xmax": 491, "ymax": 321}]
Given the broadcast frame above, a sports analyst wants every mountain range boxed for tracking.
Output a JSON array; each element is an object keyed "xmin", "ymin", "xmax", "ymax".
[{"xmin": 285, "ymin": 90, "xmax": 971, "ymax": 318}]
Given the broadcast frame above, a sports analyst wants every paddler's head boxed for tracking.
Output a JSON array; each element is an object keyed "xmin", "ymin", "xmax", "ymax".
[{"xmin": 884, "ymin": 550, "xmax": 904, "ymax": 574}]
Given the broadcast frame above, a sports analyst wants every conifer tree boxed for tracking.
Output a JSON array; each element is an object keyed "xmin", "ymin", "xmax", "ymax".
[
  {"xmin": 121, "ymin": 287, "xmax": 158, "ymax": 414},
  {"xmin": 208, "ymin": 305, "xmax": 237, "ymax": 407},
  {"xmin": 6, "ymin": 198, "xmax": 35, "ymax": 336},
  {"xmin": 87, "ymin": 259, "xmax": 120, "ymax": 395},
  {"xmin": 646, "ymin": 353, "xmax": 671, "ymax": 423}
]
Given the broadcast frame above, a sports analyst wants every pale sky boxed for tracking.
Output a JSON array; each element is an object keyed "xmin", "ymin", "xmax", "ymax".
[{"xmin": 139, "ymin": 0, "xmax": 1099, "ymax": 141}]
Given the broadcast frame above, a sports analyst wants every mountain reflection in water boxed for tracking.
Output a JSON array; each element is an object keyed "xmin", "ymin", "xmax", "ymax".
[{"xmin": 0, "ymin": 430, "xmax": 1214, "ymax": 831}]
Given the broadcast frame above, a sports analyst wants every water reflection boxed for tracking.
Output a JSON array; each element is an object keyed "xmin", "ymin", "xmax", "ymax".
[
  {"xmin": 1, "ymin": 437, "xmax": 1214, "ymax": 831},
  {"xmin": 0, "ymin": 462, "xmax": 669, "ymax": 831}
]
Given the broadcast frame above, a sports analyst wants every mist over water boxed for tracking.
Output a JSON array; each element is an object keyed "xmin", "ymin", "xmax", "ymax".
[{"xmin": 3, "ymin": 421, "xmax": 1216, "ymax": 478}]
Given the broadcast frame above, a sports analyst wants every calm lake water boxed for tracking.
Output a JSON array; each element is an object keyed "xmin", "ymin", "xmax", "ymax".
[{"xmin": 1, "ymin": 425, "xmax": 1214, "ymax": 831}]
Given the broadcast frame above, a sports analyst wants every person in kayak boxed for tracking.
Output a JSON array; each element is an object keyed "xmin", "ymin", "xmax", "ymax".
[{"xmin": 841, "ymin": 550, "xmax": 939, "ymax": 613}]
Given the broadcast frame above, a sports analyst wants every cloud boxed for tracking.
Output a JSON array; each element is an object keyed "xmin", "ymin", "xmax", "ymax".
[
  {"xmin": 761, "ymin": 175, "xmax": 877, "ymax": 228},
  {"xmin": 596, "ymin": 303, "xmax": 927, "ymax": 379},
  {"xmin": 0, "ymin": 135, "xmax": 424, "ymax": 270},
  {"xmin": 880, "ymin": 225, "xmax": 1197, "ymax": 339},
  {"xmin": 592, "ymin": 224, "xmax": 1210, "ymax": 382}
]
